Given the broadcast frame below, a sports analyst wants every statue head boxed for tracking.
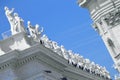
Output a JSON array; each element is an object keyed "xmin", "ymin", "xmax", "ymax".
[
  {"xmin": 4, "ymin": 6, "xmax": 8, "ymax": 11},
  {"xmin": 42, "ymin": 34, "xmax": 46, "ymax": 37},
  {"xmin": 91, "ymin": 62, "xmax": 95, "ymax": 65},
  {"xmin": 75, "ymin": 54, "xmax": 79, "ymax": 57},
  {"xmin": 61, "ymin": 45, "xmax": 64, "ymax": 48},
  {"xmin": 27, "ymin": 21, "xmax": 31, "ymax": 25},
  {"xmin": 68, "ymin": 50, "xmax": 72, "ymax": 53},
  {"xmin": 14, "ymin": 13, "xmax": 18, "ymax": 17},
  {"xmin": 35, "ymin": 24, "xmax": 39, "ymax": 29},
  {"xmin": 52, "ymin": 41, "xmax": 57, "ymax": 45},
  {"xmin": 42, "ymin": 34, "xmax": 48, "ymax": 40}
]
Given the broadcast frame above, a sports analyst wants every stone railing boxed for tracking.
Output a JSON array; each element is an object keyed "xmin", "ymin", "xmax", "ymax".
[{"xmin": 1, "ymin": 30, "xmax": 11, "ymax": 39}]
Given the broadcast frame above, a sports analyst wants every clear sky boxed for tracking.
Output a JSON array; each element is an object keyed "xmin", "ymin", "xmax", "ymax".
[{"xmin": 0, "ymin": 0, "xmax": 118, "ymax": 79}]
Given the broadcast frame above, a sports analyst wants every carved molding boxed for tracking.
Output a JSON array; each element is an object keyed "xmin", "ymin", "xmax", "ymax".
[
  {"xmin": 0, "ymin": 55, "xmax": 37, "ymax": 70},
  {"xmin": 15, "ymin": 55, "xmax": 37, "ymax": 68},
  {"xmin": 0, "ymin": 63, "xmax": 10, "ymax": 70},
  {"xmin": 104, "ymin": 8, "xmax": 120, "ymax": 26}
]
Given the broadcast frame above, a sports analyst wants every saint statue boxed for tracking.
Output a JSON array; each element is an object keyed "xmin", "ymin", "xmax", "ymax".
[
  {"xmin": 35, "ymin": 24, "xmax": 43, "ymax": 40},
  {"xmin": 4, "ymin": 6, "xmax": 26, "ymax": 35},
  {"xmin": 14, "ymin": 13, "xmax": 26, "ymax": 33},
  {"xmin": 4, "ymin": 6, "xmax": 15, "ymax": 34},
  {"xmin": 27, "ymin": 21, "xmax": 43, "ymax": 41}
]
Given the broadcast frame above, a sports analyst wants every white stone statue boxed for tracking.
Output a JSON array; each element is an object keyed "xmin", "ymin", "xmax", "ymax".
[
  {"xmin": 14, "ymin": 13, "xmax": 26, "ymax": 33},
  {"xmin": 52, "ymin": 41, "xmax": 59, "ymax": 52},
  {"xmin": 60, "ymin": 45, "xmax": 66, "ymax": 56},
  {"xmin": 94, "ymin": 64, "xmax": 100, "ymax": 75},
  {"xmin": 51, "ymin": 42, "xmax": 63, "ymax": 56},
  {"xmin": 41, "ymin": 34, "xmax": 53, "ymax": 48},
  {"xmin": 69, "ymin": 52, "xmax": 78, "ymax": 66},
  {"xmin": 99, "ymin": 66, "xmax": 104, "ymax": 76},
  {"xmin": 60, "ymin": 45, "xmax": 70, "ymax": 60},
  {"xmin": 84, "ymin": 59, "xmax": 91, "ymax": 71},
  {"xmin": 68, "ymin": 50, "xmax": 73, "ymax": 64},
  {"xmin": 27, "ymin": 21, "xmax": 34, "ymax": 37},
  {"xmin": 35, "ymin": 24, "xmax": 44, "ymax": 40},
  {"xmin": 4, "ymin": 6, "xmax": 15, "ymax": 34},
  {"xmin": 105, "ymin": 71, "xmax": 111, "ymax": 79},
  {"xmin": 27, "ymin": 21, "xmax": 43, "ymax": 41},
  {"xmin": 4, "ymin": 6, "xmax": 26, "ymax": 35},
  {"xmin": 101, "ymin": 67, "xmax": 111, "ymax": 79},
  {"xmin": 41, "ymin": 34, "xmax": 48, "ymax": 42},
  {"xmin": 77, "ymin": 55, "xmax": 84, "ymax": 69},
  {"xmin": 72, "ymin": 54, "xmax": 79, "ymax": 66},
  {"xmin": 89, "ymin": 62, "xmax": 96, "ymax": 74}
]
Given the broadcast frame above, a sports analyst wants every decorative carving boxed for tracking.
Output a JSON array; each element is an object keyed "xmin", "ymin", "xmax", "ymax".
[
  {"xmin": 41, "ymin": 34, "xmax": 53, "ymax": 49},
  {"xmin": 27, "ymin": 21, "xmax": 43, "ymax": 41},
  {"xmin": 84, "ymin": 59, "xmax": 91, "ymax": 72},
  {"xmin": 60, "ymin": 45, "xmax": 70, "ymax": 59},
  {"xmin": 14, "ymin": 13, "xmax": 26, "ymax": 33},
  {"xmin": 104, "ymin": 9, "xmax": 120, "ymax": 26}
]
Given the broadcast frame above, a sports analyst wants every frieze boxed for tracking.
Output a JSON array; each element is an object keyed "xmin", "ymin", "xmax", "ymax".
[{"xmin": 104, "ymin": 8, "xmax": 120, "ymax": 26}]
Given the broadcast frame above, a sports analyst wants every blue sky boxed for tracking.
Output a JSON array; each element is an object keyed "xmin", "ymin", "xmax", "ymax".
[{"xmin": 0, "ymin": 0, "xmax": 118, "ymax": 79}]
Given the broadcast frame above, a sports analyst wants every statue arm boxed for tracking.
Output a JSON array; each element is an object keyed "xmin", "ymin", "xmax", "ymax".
[
  {"xmin": 9, "ymin": 8, "xmax": 14, "ymax": 14},
  {"xmin": 41, "ymin": 27, "xmax": 44, "ymax": 33}
]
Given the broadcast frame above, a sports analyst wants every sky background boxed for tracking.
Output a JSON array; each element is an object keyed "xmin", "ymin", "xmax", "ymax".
[{"xmin": 0, "ymin": 0, "xmax": 118, "ymax": 79}]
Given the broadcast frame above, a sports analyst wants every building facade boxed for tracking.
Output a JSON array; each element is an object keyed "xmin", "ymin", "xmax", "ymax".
[
  {"xmin": 78, "ymin": 0, "xmax": 120, "ymax": 79},
  {"xmin": 0, "ymin": 6, "xmax": 111, "ymax": 80}
]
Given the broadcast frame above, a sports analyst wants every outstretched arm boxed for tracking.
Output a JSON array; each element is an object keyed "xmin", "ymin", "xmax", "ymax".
[
  {"xmin": 9, "ymin": 8, "xmax": 14, "ymax": 14},
  {"xmin": 41, "ymin": 27, "xmax": 44, "ymax": 33}
]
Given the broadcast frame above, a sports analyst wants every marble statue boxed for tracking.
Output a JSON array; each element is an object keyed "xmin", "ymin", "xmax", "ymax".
[
  {"xmin": 41, "ymin": 35, "xmax": 49, "ymax": 45},
  {"xmin": 60, "ymin": 45, "xmax": 69, "ymax": 59},
  {"xmin": 70, "ymin": 54, "xmax": 75, "ymax": 65},
  {"xmin": 41, "ymin": 35, "xmax": 53, "ymax": 49},
  {"xmin": 52, "ymin": 41, "xmax": 62, "ymax": 55},
  {"xmin": 72, "ymin": 54, "xmax": 79, "ymax": 66},
  {"xmin": 101, "ymin": 67, "xmax": 109, "ymax": 78},
  {"xmin": 27, "ymin": 21, "xmax": 43, "ymax": 41},
  {"xmin": 84, "ymin": 59, "xmax": 91, "ymax": 72},
  {"xmin": 52, "ymin": 44, "xmax": 62, "ymax": 56},
  {"xmin": 90, "ymin": 62, "xmax": 96, "ymax": 74},
  {"xmin": 27, "ymin": 21, "xmax": 36, "ymax": 38},
  {"xmin": 4, "ymin": 6, "xmax": 15, "ymax": 34},
  {"xmin": 68, "ymin": 50, "xmax": 74, "ymax": 64},
  {"xmin": 35, "ymin": 24, "xmax": 43, "ymax": 40},
  {"xmin": 77, "ymin": 55, "xmax": 84, "ymax": 69},
  {"xmin": 94, "ymin": 64, "xmax": 100, "ymax": 75},
  {"xmin": 27, "ymin": 21, "xmax": 36, "ymax": 37},
  {"xmin": 105, "ymin": 71, "xmax": 111, "ymax": 79},
  {"xmin": 64, "ymin": 50, "xmax": 71, "ymax": 60},
  {"xmin": 4, "ymin": 6, "xmax": 26, "ymax": 35},
  {"xmin": 14, "ymin": 13, "xmax": 26, "ymax": 33},
  {"xmin": 69, "ymin": 52, "xmax": 79, "ymax": 67},
  {"xmin": 52, "ymin": 41, "xmax": 59, "ymax": 51},
  {"xmin": 99, "ymin": 66, "xmax": 104, "ymax": 77}
]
